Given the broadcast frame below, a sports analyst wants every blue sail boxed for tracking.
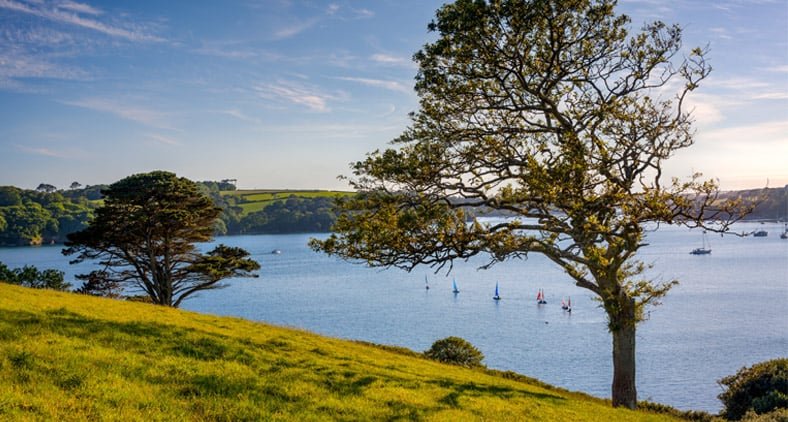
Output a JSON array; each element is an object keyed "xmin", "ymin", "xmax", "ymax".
[
  {"xmin": 452, "ymin": 279, "xmax": 459, "ymax": 293},
  {"xmin": 493, "ymin": 282, "xmax": 501, "ymax": 300}
]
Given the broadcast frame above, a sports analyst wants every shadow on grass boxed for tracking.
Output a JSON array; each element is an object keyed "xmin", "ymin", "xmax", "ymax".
[{"xmin": 430, "ymin": 378, "xmax": 566, "ymax": 408}]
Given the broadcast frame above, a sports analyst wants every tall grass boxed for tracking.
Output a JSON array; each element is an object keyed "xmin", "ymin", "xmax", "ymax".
[{"xmin": 0, "ymin": 283, "xmax": 681, "ymax": 420}]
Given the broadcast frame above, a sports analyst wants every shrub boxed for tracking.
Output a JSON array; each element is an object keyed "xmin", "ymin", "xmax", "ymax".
[
  {"xmin": 424, "ymin": 336, "xmax": 484, "ymax": 368},
  {"xmin": 740, "ymin": 408, "xmax": 788, "ymax": 422},
  {"xmin": 718, "ymin": 358, "xmax": 788, "ymax": 420}
]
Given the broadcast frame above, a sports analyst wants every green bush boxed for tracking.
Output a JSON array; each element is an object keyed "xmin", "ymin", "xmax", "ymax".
[
  {"xmin": 424, "ymin": 336, "xmax": 484, "ymax": 368},
  {"xmin": 0, "ymin": 261, "xmax": 71, "ymax": 291},
  {"xmin": 719, "ymin": 358, "xmax": 788, "ymax": 420}
]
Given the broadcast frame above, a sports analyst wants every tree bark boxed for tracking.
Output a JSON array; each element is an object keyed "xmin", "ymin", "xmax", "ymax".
[{"xmin": 611, "ymin": 298, "xmax": 637, "ymax": 409}]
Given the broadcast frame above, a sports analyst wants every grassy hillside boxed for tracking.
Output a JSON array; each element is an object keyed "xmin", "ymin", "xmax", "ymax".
[
  {"xmin": 221, "ymin": 189, "xmax": 354, "ymax": 216},
  {"xmin": 0, "ymin": 284, "xmax": 681, "ymax": 421}
]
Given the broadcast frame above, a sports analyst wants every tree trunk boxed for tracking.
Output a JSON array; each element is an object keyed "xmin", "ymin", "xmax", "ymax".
[{"xmin": 611, "ymin": 298, "xmax": 637, "ymax": 409}]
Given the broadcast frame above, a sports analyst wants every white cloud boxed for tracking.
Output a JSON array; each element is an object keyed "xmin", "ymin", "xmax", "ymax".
[
  {"xmin": 272, "ymin": 18, "xmax": 318, "ymax": 40},
  {"xmin": 56, "ymin": 0, "xmax": 101, "ymax": 15},
  {"xmin": 254, "ymin": 81, "xmax": 344, "ymax": 112},
  {"xmin": 0, "ymin": 0, "xmax": 163, "ymax": 42},
  {"xmin": 62, "ymin": 97, "xmax": 171, "ymax": 128},
  {"xmin": 370, "ymin": 53, "xmax": 414, "ymax": 68},
  {"xmin": 699, "ymin": 120, "xmax": 788, "ymax": 149},
  {"xmin": 751, "ymin": 92, "xmax": 788, "ymax": 100},
  {"xmin": 0, "ymin": 48, "xmax": 89, "ymax": 90},
  {"xmin": 146, "ymin": 134, "xmax": 180, "ymax": 146},
  {"xmin": 336, "ymin": 76, "xmax": 411, "ymax": 94},
  {"xmin": 219, "ymin": 109, "xmax": 262, "ymax": 124},
  {"xmin": 764, "ymin": 65, "xmax": 788, "ymax": 73},
  {"xmin": 15, "ymin": 144, "xmax": 64, "ymax": 157}
]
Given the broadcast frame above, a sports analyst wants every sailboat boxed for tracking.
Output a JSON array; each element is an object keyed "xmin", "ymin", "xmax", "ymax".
[
  {"xmin": 782, "ymin": 193, "xmax": 788, "ymax": 239},
  {"xmin": 493, "ymin": 282, "xmax": 501, "ymax": 301},
  {"xmin": 566, "ymin": 297, "xmax": 572, "ymax": 313},
  {"xmin": 690, "ymin": 231, "xmax": 711, "ymax": 255},
  {"xmin": 452, "ymin": 278, "xmax": 460, "ymax": 294},
  {"xmin": 536, "ymin": 288, "xmax": 547, "ymax": 304},
  {"xmin": 424, "ymin": 275, "xmax": 430, "ymax": 290}
]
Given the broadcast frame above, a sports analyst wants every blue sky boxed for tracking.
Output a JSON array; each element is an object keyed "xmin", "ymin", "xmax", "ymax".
[{"xmin": 0, "ymin": 0, "xmax": 786, "ymax": 191}]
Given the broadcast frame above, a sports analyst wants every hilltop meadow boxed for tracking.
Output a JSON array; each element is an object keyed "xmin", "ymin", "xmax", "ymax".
[{"xmin": 0, "ymin": 283, "xmax": 698, "ymax": 421}]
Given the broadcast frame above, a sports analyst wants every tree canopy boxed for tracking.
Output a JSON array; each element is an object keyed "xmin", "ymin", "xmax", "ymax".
[
  {"xmin": 312, "ymin": 0, "xmax": 750, "ymax": 409},
  {"xmin": 0, "ymin": 261, "xmax": 71, "ymax": 291},
  {"xmin": 63, "ymin": 171, "xmax": 260, "ymax": 307}
]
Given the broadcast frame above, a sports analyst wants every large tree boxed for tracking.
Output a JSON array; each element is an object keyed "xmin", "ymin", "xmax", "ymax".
[
  {"xmin": 312, "ymin": 0, "xmax": 750, "ymax": 409},
  {"xmin": 64, "ymin": 171, "xmax": 260, "ymax": 307}
]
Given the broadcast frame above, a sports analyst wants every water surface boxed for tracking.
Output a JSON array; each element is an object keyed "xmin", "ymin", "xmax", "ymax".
[{"xmin": 1, "ymin": 222, "xmax": 786, "ymax": 412}]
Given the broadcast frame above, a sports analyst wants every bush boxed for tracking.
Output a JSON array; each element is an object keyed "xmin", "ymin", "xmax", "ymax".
[
  {"xmin": 719, "ymin": 358, "xmax": 788, "ymax": 420},
  {"xmin": 740, "ymin": 408, "xmax": 788, "ymax": 422},
  {"xmin": 0, "ymin": 261, "xmax": 71, "ymax": 291},
  {"xmin": 424, "ymin": 336, "xmax": 484, "ymax": 368}
]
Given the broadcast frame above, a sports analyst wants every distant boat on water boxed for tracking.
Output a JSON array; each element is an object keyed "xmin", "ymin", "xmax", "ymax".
[
  {"xmin": 452, "ymin": 279, "xmax": 460, "ymax": 294},
  {"xmin": 561, "ymin": 297, "xmax": 572, "ymax": 313},
  {"xmin": 536, "ymin": 288, "xmax": 547, "ymax": 304},
  {"xmin": 271, "ymin": 249, "xmax": 282, "ymax": 254},
  {"xmin": 425, "ymin": 275, "xmax": 430, "ymax": 290},
  {"xmin": 752, "ymin": 230, "xmax": 768, "ymax": 237},
  {"xmin": 781, "ymin": 223, "xmax": 788, "ymax": 239},
  {"xmin": 493, "ymin": 282, "xmax": 501, "ymax": 301},
  {"xmin": 690, "ymin": 231, "xmax": 711, "ymax": 255}
]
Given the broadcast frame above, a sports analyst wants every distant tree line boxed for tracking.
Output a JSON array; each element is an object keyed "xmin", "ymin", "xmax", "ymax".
[
  {"xmin": 0, "ymin": 181, "xmax": 341, "ymax": 245},
  {"xmin": 198, "ymin": 183, "xmax": 338, "ymax": 235},
  {"xmin": 3, "ymin": 181, "xmax": 781, "ymax": 247},
  {"xmin": 0, "ymin": 184, "xmax": 102, "ymax": 246}
]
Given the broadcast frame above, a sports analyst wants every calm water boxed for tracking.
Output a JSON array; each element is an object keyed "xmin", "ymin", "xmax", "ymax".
[{"xmin": 1, "ymin": 222, "xmax": 786, "ymax": 412}]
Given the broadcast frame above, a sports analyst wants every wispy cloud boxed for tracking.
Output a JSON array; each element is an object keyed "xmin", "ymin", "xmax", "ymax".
[
  {"xmin": 191, "ymin": 41, "xmax": 281, "ymax": 61},
  {"xmin": 254, "ymin": 81, "xmax": 345, "ymax": 112},
  {"xmin": 764, "ymin": 65, "xmax": 788, "ymax": 73},
  {"xmin": 336, "ymin": 76, "xmax": 411, "ymax": 94},
  {"xmin": 15, "ymin": 144, "xmax": 67, "ymax": 158},
  {"xmin": 370, "ymin": 53, "xmax": 414, "ymax": 68},
  {"xmin": 62, "ymin": 97, "xmax": 171, "ymax": 128},
  {"xmin": 272, "ymin": 18, "xmax": 319, "ymax": 40},
  {"xmin": 219, "ymin": 109, "xmax": 263, "ymax": 124},
  {"xmin": 700, "ymin": 120, "xmax": 788, "ymax": 149},
  {"xmin": 751, "ymin": 92, "xmax": 788, "ymax": 100},
  {"xmin": 146, "ymin": 133, "xmax": 180, "ymax": 146},
  {"xmin": 0, "ymin": 0, "xmax": 163, "ymax": 42},
  {"xmin": 57, "ymin": 0, "xmax": 101, "ymax": 15}
]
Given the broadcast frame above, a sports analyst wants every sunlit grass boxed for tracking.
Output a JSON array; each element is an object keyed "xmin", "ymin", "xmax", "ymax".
[
  {"xmin": 0, "ymin": 283, "xmax": 680, "ymax": 420},
  {"xmin": 221, "ymin": 189, "xmax": 355, "ymax": 216}
]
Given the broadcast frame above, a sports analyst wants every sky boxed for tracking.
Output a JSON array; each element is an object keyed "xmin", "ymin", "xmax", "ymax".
[{"xmin": 0, "ymin": 0, "xmax": 786, "ymax": 191}]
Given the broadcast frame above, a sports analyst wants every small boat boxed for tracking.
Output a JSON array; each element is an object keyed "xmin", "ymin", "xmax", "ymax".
[
  {"xmin": 781, "ymin": 223, "xmax": 788, "ymax": 240},
  {"xmin": 493, "ymin": 282, "xmax": 501, "ymax": 301},
  {"xmin": 536, "ymin": 288, "xmax": 547, "ymax": 304},
  {"xmin": 425, "ymin": 275, "xmax": 430, "ymax": 290},
  {"xmin": 567, "ymin": 297, "xmax": 572, "ymax": 313},
  {"xmin": 690, "ymin": 231, "xmax": 711, "ymax": 255},
  {"xmin": 752, "ymin": 230, "xmax": 768, "ymax": 237},
  {"xmin": 452, "ymin": 278, "xmax": 460, "ymax": 294},
  {"xmin": 271, "ymin": 249, "xmax": 282, "ymax": 254},
  {"xmin": 561, "ymin": 298, "xmax": 568, "ymax": 310}
]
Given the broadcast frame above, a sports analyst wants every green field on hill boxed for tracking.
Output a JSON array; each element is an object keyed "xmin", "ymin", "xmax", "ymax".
[
  {"xmin": 221, "ymin": 189, "xmax": 355, "ymax": 216},
  {"xmin": 0, "ymin": 283, "xmax": 684, "ymax": 421}
]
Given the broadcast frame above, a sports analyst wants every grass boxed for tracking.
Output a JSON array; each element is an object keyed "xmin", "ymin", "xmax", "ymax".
[
  {"xmin": 220, "ymin": 189, "xmax": 354, "ymax": 216},
  {"xmin": 0, "ymin": 283, "xmax": 685, "ymax": 421}
]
